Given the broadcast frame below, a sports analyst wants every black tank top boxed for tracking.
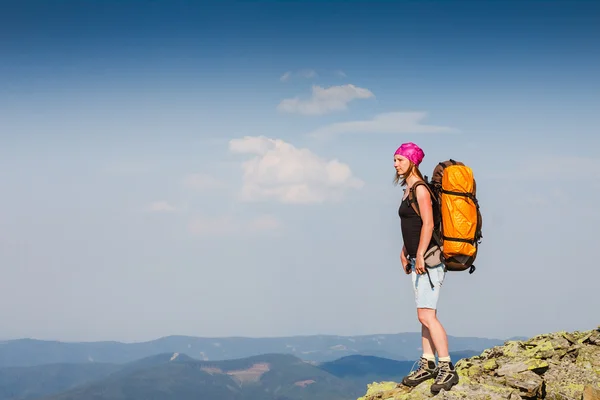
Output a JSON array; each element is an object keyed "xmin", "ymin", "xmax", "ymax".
[{"xmin": 398, "ymin": 195, "xmax": 434, "ymax": 258}]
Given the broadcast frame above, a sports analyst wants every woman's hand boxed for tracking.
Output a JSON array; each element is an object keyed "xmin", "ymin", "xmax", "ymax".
[
  {"xmin": 415, "ymin": 254, "xmax": 426, "ymax": 275},
  {"xmin": 401, "ymin": 249, "xmax": 411, "ymax": 274}
]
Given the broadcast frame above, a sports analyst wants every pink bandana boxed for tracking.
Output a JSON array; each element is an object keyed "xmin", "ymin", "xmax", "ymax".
[{"xmin": 394, "ymin": 142, "xmax": 424, "ymax": 167}]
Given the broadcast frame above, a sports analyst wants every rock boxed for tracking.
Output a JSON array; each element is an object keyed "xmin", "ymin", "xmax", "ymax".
[
  {"xmin": 356, "ymin": 382, "xmax": 413, "ymax": 400},
  {"xmin": 497, "ymin": 359, "xmax": 549, "ymax": 376},
  {"xmin": 505, "ymin": 370, "xmax": 544, "ymax": 398},
  {"xmin": 483, "ymin": 358, "xmax": 498, "ymax": 372},
  {"xmin": 577, "ymin": 346, "xmax": 600, "ymax": 369},
  {"xmin": 587, "ymin": 331, "xmax": 600, "ymax": 346},
  {"xmin": 497, "ymin": 361, "xmax": 529, "ymax": 376},
  {"xmin": 578, "ymin": 332, "xmax": 593, "ymax": 344},
  {"xmin": 357, "ymin": 327, "xmax": 600, "ymax": 400},
  {"xmin": 583, "ymin": 385, "xmax": 600, "ymax": 400},
  {"xmin": 562, "ymin": 332, "xmax": 579, "ymax": 345}
]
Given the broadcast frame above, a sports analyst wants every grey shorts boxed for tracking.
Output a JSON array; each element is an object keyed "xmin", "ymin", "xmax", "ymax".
[{"xmin": 409, "ymin": 259, "xmax": 446, "ymax": 310}]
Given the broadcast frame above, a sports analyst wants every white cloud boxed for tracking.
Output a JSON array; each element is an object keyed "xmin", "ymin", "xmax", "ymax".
[
  {"xmin": 182, "ymin": 173, "xmax": 225, "ymax": 190},
  {"xmin": 279, "ymin": 69, "xmax": 317, "ymax": 82},
  {"xmin": 145, "ymin": 201, "xmax": 176, "ymax": 213},
  {"xmin": 298, "ymin": 69, "xmax": 317, "ymax": 79},
  {"xmin": 280, "ymin": 71, "xmax": 292, "ymax": 82},
  {"xmin": 188, "ymin": 214, "xmax": 281, "ymax": 236},
  {"xmin": 308, "ymin": 111, "xmax": 458, "ymax": 138},
  {"xmin": 277, "ymin": 84, "xmax": 374, "ymax": 116},
  {"xmin": 229, "ymin": 136, "xmax": 363, "ymax": 204},
  {"xmin": 229, "ymin": 136, "xmax": 274, "ymax": 155}
]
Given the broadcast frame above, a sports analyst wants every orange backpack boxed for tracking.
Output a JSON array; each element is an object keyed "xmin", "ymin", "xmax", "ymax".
[{"xmin": 408, "ymin": 159, "xmax": 483, "ymax": 273}]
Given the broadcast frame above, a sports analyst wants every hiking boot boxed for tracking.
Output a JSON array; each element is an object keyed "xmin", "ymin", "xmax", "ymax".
[
  {"xmin": 430, "ymin": 360, "xmax": 459, "ymax": 394},
  {"xmin": 401, "ymin": 357, "xmax": 438, "ymax": 387}
]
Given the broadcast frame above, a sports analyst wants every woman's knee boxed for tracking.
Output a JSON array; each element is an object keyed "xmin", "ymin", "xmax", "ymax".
[{"xmin": 417, "ymin": 308, "xmax": 437, "ymax": 327}]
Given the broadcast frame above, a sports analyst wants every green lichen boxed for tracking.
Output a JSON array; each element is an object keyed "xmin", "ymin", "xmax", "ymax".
[
  {"xmin": 356, "ymin": 381, "xmax": 398, "ymax": 400},
  {"xmin": 573, "ymin": 330, "xmax": 596, "ymax": 344},
  {"xmin": 576, "ymin": 346, "xmax": 600, "ymax": 369},
  {"xmin": 483, "ymin": 359, "xmax": 498, "ymax": 371},
  {"xmin": 523, "ymin": 338, "xmax": 553, "ymax": 358},
  {"xmin": 456, "ymin": 365, "xmax": 475, "ymax": 383},
  {"xmin": 451, "ymin": 362, "xmax": 473, "ymax": 380},
  {"xmin": 466, "ymin": 365, "xmax": 482, "ymax": 377},
  {"xmin": 546, "ymin": 381, "xmax": 585, "ymax": 398},
  {"xmin": 525, "ymin": 358, "xmax": 549, "ymax": 371},
  {"xmin": 561, "ymin": 331, "xmax": 578, "ymax": 344},
  {"xmin": 480, "ymin": 348, "xmax": 492, "ymax": 358},
  {"xmin": 394, "ymin": 391, "xmax": 428, "ymax": 400},
  {"xmin": 362, "ymin": 381, "xmax": 398, "ymax": 395},
  {"xmin": 502, "ymin": 341, "xmax": 522, "ymax": 357},
  {"xmin": 474, "ymin": 381, "xmax": 515, "ymax": 397}
]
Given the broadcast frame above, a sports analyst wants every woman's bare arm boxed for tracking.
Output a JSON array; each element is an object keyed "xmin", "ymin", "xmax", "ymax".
[{"xmin": 415, "ymin": 184, "xmax": 434, "ymax": 258}]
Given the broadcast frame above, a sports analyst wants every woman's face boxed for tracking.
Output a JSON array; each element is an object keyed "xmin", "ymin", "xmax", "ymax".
[{"xmin": 394, "ymin": 155, "xmax": 411, "ymax": 175}]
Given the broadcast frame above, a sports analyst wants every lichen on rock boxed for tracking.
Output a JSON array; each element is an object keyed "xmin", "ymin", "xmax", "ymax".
[{"xmin": 357, "ymin": 326, "xmax": 600, "ymax": 400}]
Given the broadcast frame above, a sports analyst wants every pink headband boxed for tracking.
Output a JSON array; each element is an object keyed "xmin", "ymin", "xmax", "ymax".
[{"xmin": 394, "ymin": 142, "xmax": 424, "ymax": 167}]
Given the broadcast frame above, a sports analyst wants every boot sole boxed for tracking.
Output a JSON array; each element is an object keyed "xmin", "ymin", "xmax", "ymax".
[
  {"xmin": 430, "ymin": 375, "xmax": 459, "ymax": 394},
  {"xmin": 402, "ymin": 373, "xmax": 437, "ymax": 387}
]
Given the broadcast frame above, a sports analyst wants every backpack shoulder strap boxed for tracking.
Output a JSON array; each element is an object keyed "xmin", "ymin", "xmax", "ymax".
[
  {"xmin": 407, "ymin": 180, "xmax": 434, "ymax": 217},
  {"xmin": 408, "ymin": 180, "xmax": 443, "ymax": 248}
]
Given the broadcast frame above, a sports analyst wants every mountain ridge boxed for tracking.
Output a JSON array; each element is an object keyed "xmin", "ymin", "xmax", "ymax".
[
  {"xmin": 0, "ymin": 332, "xmax": 509, "ymax": 367},
  {"xmin": 0, "ymin": 350, "xmax": 478, "ymax": 400},
  {"xmin": 1, "ymin": 327, "xmax": 596, "ymax": 400},
  {"xmin": 37, "ymin": 352, "xmax": 358, "ymax": 400}
]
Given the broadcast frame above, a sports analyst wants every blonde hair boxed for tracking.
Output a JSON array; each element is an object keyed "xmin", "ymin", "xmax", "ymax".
[{"xmin": 394, "ymin": 162, "xmax": 425, "ymax": 187}]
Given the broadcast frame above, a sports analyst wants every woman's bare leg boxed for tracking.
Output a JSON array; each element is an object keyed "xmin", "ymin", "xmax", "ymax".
[
  {"xmin": 417, "ymin": 308, "xmax": 449, "ymax": 358},
  {"xmin": 421, "ymin": 324, "xmax": 436, "ymax": 357}
]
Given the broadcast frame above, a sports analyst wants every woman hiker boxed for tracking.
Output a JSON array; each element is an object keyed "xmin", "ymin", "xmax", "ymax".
[{"xmin": 394, "ymin": 142, "xmax": 460, "ymax": 394}]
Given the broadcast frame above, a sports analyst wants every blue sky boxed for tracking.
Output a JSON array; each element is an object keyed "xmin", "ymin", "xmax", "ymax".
[{"xmin": 0, "ymin": 0, "xmax": 599, "ymax": 343}]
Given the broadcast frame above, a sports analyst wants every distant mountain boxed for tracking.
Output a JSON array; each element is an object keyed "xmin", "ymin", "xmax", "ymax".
[
  {"xmin": 0, "ymin": 362, "xmax": 120, "ymax": 400},
  {"xmin": 506, "ymin": 335, "xmax": 529, "ymax": 341},
  {"xmin": 319, "ymin": 354, "xmax": 415, "ymax": 390},
  {"xmin": 0, "ymin": 350, "xmax": 481, "ymax": 400},
  {"xmin": 0, "ymin": 333, "xmax": 508, "ymax": 367},
  {"xmin": 37, "ymin": 353, "xmax": 360, "ymax": 400},
  {"xmin": 0, "ymin": 355, "xmax": 205, "ymax": 400}
]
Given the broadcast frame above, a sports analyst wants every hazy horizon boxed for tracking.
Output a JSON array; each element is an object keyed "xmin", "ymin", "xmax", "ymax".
[{"xmin": 1, "ymin": 0, "xmax": 598, "ymax": 343}]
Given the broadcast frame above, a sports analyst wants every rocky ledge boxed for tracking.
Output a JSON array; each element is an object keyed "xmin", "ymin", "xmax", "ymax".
[{"xmin": 358, "ymin": 326, "xmax": 600, "ymax": 400}]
